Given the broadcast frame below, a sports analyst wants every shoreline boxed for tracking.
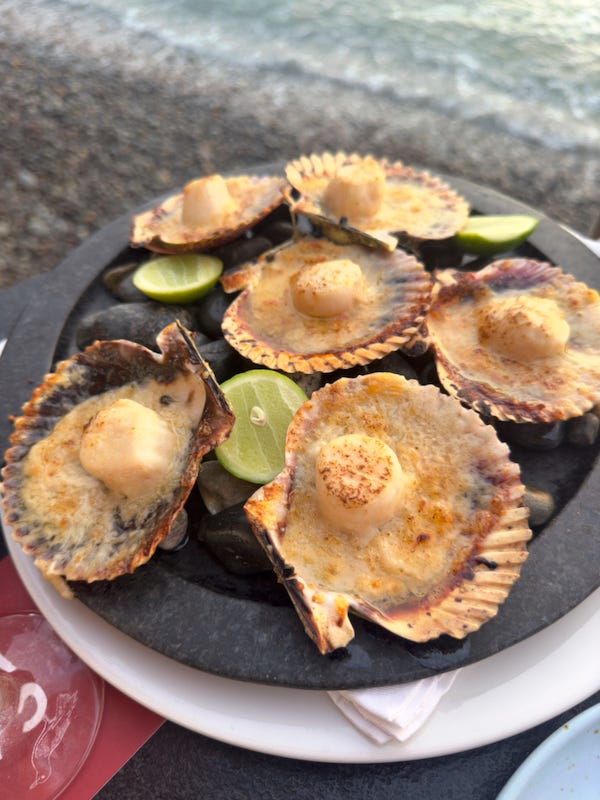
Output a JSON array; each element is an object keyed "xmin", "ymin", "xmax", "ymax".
[{"xmin": 1, "ymin": 5, "xmax": 599, "ymax": 287}]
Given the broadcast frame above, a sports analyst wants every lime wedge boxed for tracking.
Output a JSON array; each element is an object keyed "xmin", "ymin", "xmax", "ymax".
[
  {"xmin": 215, "ymin": 370, "xmax": 308, "ymax": 484},
  {"xmin": 132, "ymin": 254, "xmax": 223, "ymax": 303},
  {"xmin": 455, "ymin": 215, "xmax": 539, "ymax": 256}
]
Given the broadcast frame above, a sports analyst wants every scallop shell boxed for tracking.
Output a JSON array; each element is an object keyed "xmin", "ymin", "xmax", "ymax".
[
  {"xmin": 285, "ymin": 152, "xmax": 470, "ymax": 252},
  {"xmin": 245, "ymin": 373, "xmax": 531, "ymax": 653},
  {"xmin": 427, "ymin": 259, "xmax": 600, "ymax": 423},
  {"xmin": 130, "ymin": 174, "xmax": 287, "ymax": 254},
  {"xmin": 1, "ymin": 322, "xmax": 234, "ymax": 596},
  {"xmin": 221, "ymin": 236, "xmax": 432, "ymax": 374}
]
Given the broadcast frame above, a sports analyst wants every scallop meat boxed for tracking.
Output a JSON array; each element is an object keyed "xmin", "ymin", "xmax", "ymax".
[
  {"xmin": 245, "ymin": 372, "xmax": 531, "ymax": 653},
  {"xmin": 285, "ymin": 152, "xmax": 469, "ymax": 252},
  {"xmin": 427, "ymin": 258, "xmax": 600, "ymax": 423},
  {"xmin": 130, "ymin": 172, "xmax": 287, "ymax": 254},
  {"xmin": 1, "ymin": 322, "xmax": 235, "ymax": 597},
  {"xmin": 220, "ymin": 236, "xmax": 432, "ymax": 374}
]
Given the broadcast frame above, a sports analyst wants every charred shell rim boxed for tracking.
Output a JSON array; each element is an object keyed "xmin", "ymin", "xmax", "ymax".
[
  {"xmin": 130, "ymin": 174, "xmax": 287, "ymax": 254},
  {"xmin": 1, "ymin": 322, "xmax": 235, "ymax": 589},
  {"xmin": 221, "ymin": 237, "xmax": 433, "ymax": 375},
  {"xmin": 296, "ymin": 212, "xmax": 399, "ymax": 253},
  {"xmin": 284, "ymin": 151, "xmax": 470, "ymax": 246},
  {"xmin": 245, "ymin": 374, "xmax": 531, "ymax": 653},
  {"xmin": 247, "ymin": 475, "xmax": 356, "ymax": 653},
  {"xmin": 219, "ymin": 240, "xmax": 293, "ymax": 295},
  {"xmin": 428, "ymin": 259, "xmax": 600, "ymax": 423}
]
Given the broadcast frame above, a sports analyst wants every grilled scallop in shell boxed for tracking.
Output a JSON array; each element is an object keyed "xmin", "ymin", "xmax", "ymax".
[
  {"xmin": 284, "ymin": 151, "xmax": 470, "ymax": 253},
  {"xmin": 427, "ymin": 258, "xmax": 600, "ymax": 423},
  {"xmin": 245, "ymin": 372, "xmax": 531, "ymax": 654},
  {"xmin": 1, "ymin": 322, "xmax": 234, "ymax": 597},
  {"xmin": 220, "ymin": 236, "xmax": 432, "ymax": 374},
  {"xmin": 130, "ymin": 172, "xmax": 287, "ymax": 254}
]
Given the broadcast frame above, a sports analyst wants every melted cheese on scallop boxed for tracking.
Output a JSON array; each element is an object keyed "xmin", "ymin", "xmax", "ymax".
[
  {"xmin": 426, "ymin": 259, "xmax": 600, "ymax": 422},
  {"xmin": 285, "ymin": 153, "xmax": 470, "ymax": 244},
  {"xmin": 276, "ymin": 375, "xmax": 502, "ymax": 607},
  {"xmin": 221, "ymin": 237, "xmax": 433, "ymax": 375},
  {"xmin": 19, "ymin": 375, "xmax": 205, "ymax": 541},
  {"xmin": 477, "ymin": 296, "xmax": 570, "ymax": 362}
]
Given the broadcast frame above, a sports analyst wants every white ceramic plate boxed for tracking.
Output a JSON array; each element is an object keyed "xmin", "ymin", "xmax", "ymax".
[
  {"xmin": 3, "ymin": 524, "xmax": 600, "ymax": 764},
  {"xmin": 497, "ymin": 703, "xmax": 600, "ymax": 799}
]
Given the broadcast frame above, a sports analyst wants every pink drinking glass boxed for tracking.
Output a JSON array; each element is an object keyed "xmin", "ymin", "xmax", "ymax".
[{"xmin": 0, "ymin": 611, "xmax": 104, "ymax": 799}]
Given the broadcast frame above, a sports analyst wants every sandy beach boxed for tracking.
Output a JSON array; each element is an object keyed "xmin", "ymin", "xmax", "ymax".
[{"xmin": 1, "ymin": 2, "xmax": 599, "ymax": 288}]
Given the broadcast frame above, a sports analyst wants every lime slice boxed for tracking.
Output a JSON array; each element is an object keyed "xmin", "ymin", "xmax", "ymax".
[
  {"xmin": 215, "ymin": 370, "xmax": 308, "ymax": 484},
  {"xmin": 132, "ymin": 254, "xmax": 223, "ymax": 303},
  {"xmin": 455, "ymin": 215, "xmax": 539, "ymax": 256}
]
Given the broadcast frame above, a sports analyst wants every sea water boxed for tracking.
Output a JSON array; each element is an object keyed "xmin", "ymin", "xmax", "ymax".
[{"xmin": 26, "ymin": 0, "xmax": 600, "ymax": 151}]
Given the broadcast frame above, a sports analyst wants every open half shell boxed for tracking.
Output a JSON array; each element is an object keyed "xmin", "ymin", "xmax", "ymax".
[
  {"xmin": 245, "ymin": 373, "xmax": 531, "ymax": 653},
  {"xmin": 1, "ymin": 323, "xmax": 234, "ymax": 596},
  {"xmin": 221, "ymin": 236, "xmax": 432, "ymax": 374},
  {"xmin": 427, "ymin": 259, "xmax": 600, "ymax": 423},
  {"xmin": 130, "ymin": 173, "xmax": 286, "ymax": 253},
  {"xmin": 285, "ymin": 152, "xmax": 469, "ymax": 252}
]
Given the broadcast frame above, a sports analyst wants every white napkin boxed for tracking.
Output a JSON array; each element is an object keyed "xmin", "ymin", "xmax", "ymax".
[{"xmin": 329, "ymin": 669, "xmax": 459, "ymax": 744}]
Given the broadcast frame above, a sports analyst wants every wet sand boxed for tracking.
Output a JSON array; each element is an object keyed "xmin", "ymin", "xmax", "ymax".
[{"xmin": 1, "ymin": 2, "xmax": 599, "ymax": 288}]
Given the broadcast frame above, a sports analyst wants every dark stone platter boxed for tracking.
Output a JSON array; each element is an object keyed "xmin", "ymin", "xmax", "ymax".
[{"xmin": 1, "ymin": 168, "xmax": 599, "ymax": 690}]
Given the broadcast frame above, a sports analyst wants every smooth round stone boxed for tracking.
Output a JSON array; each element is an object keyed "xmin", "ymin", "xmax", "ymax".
[
  {"xmin": 372, "ymin": 351, "xmax": 419, "ymax": 381},
  {"xmin": 214, "ymin": 235, "xmax": 273, "ymax": 269},
  {"xmin": 195, "ymin": 337, "xmax": 248, "ymax": 383},
  {"xmin": 523, "ymin": 485, "xmax": 556, "ymax": 528},
  {"xmin": 102, "ymin": 262, "xmax": 147, "ymax": 302},
  {"xmin": 191, "ymin": 330, "xmax": 211, "ymax": 349},
  {"xmin": 565, "ymin": 412, "xmax": 600, "ymax": 447},
  {"xmin": 191, "ymin": 285, "xmax": 232, "ymax": 340},
  {"xmin": 158, "ymin": 509, "xmax": 189, "ymax": 551},
  {"xmin": 409, "ymin": 235, "xmax": 463, "ymax": 270},
  {"xmin": 402, "ymin": 337, "xmax": 429, "ymax": 358},
  {"xmin": 256, "ymin": 219, "xmax": 294, "ymax": 245},
  {"xmin": 200, "ymin": 504, "xmax": 271, "ymax": 575},
  {"xmin": 285, "ymin": 372, "xmax": 322, "ymax": 399},
  {"xmin": 326, "ymin": 351, "xmax": 419, "ymax": 384},
  {"xmin": 197, "ymin": 460, "xmax": 257, "ymax": 515},
  {"xmin": 418, "ymin": 360, "xmax": 441, "ymax": 387},
  {"xmin": 498, "ymin": 420, "xmax": 566, "ymax": 450},
  {"xmin": 76, "ymin": 302, "xmax": 195, "ymax": 350}
]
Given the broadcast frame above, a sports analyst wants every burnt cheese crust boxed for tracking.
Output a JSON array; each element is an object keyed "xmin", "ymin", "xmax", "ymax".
[
  {"xmin": 221, "ymin": 237, "xmax": 432, "ymax": 374},
  {"xmin": 245, "ymin": 373, "xmax": 531, "ymax": 653},
  {"xmin": 428, "ymin": 259, "xmax": 600, "ymax": 423},
  {"xmin": 130, "ymin": 174, "xmax": 286, "ymax": 253},
  {"xmin": 1, "ymin": 324, "xmax": 234, "ymax": 596},
  {"xmin": 285, "ymin": 151, "xmax": 470, "ymax": 251}
]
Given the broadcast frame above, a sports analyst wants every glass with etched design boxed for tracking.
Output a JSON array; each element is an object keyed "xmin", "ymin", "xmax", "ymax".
[{"xmin": 0, "ymin": 612, "xmax": 104, "ymax": 799}]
